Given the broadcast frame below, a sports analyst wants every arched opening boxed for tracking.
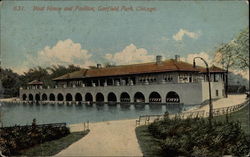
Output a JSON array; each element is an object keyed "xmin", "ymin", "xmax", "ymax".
[
  {"xmin": 28, "ymin": 94, "xmax": 33, "ymax": 101},
  {"xmin": 134, "ymin": 92, "xmax": 145, "ymax": 103},
  {"xmin": 22, "ymin": 94, "xmax": 27, "ymax": 101},
  {"xmin": 57, "ymin": 93, "xmax": 64, "ymax": 101},
  {"xmin": 96, "ymin": 93, "xmax": 104, "ymax": 102},
  {"xmin": 35, "ymin": 94, "xmax": 40, "ymax": 101},
  {"xmin": 49, "ymin": 93, "xmax": 55, "ymax": 101},
  {"xmin": 166, "ymin": 91, "xmax": 180, "ymax": 103},
  {"xmin": 120, "ymin": 92, "xmax": 130, "ymax": 102},
  {"xmin": 85, "ymin": 93, "xmax": 93, "ymax": 102},
  {"xmin": 42, "ymin": 94, "xmax": 47, "ymax": 101},
  {"xmin": 75, "ymin": 93, "xmax": 82, "ymax": 102},
  {"xmin": 108, "ymin": 92, "xmax": 117, "ymax": 102},
  {"xmin": 149, "ymin": 92, "xmax": 162, "ymax": 102},
  {"xmin": 66, "ymin": 93, "xmax": 73, "ymax": 101}
]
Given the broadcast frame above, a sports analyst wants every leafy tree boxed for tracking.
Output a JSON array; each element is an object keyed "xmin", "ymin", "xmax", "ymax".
[
  {"xmin": 214, "ymin": 28, "xmax": 249, "ymax": 71},
  {"xmin": 214, "ymin": 28, "xmax": 249, "ymax": 97},
  {"xmin": 103, "ymin": 62, "xmax": 116, "ymax": 68},
  {"xmin": 0, "ymin": 64, "xmax": 81, "ymax": 97},
  {"xmin": 0, "ymin": 68, "xmax": 21, "ymax": 97},
  {"xmin": 21, "ymin": 66, "xmax": 49, "ymax": 86},
  {"xmin": 89, "ymin": 62, "xmax": 116, "ymax": 69}
]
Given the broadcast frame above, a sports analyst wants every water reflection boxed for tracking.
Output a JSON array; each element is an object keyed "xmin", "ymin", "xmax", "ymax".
[
  {"xmin": 96, "ymin": 104, "xmax": 104, "ymax": 111},
  {"xmin": 148, "ymin": 104, "xmax": 162, "ymax": 110},
  {"xmin": 1, "ymin": 102, "xmax": 193, "ymax": 127},
  {"xmin": 108, "ymin": 102, "xmax": 117, "ymax": 106},
  {"xmin": 75, "ymin": 105, "xmax": 83, "ymax": 110},
  {"xmin": 134, "ymin": 103, "xmax": 145, "ymax": 110},
  {"xmin": 108, "ymin": 104, "xmax": 117, "ymax": 109},
  {"xmin": 120, "ymin": 104, "xmax": 131, "ymax": 111}
]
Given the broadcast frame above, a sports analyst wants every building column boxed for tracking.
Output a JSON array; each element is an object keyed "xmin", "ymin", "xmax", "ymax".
[
  {"xmin": 104, "ymin": 93, "xmax": 107, "ymax": 103},
  {"xmin": 104, "ymin": 79, "xmax": 107, "ymax": 86},
  {"xmin": 93, "ymin": 93, "xmax": 96, "ymax": 102},
  {"xmin": 72, "ymin": 93, "xmax": 75, "ymax": 102},
  {"xmin": 145, "ymin": 93, "xmax": 149, "ymax": 103},
  {"xmin": 117, "ymin": 93, "xmax": 121, "ymax": 102}
]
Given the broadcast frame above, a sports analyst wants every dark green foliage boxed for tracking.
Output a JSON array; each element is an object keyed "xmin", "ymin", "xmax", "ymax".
[
  {"xmin": 0, "ymin": 64, "xmax": 81, "ymax": 98},
  {"xmin": 135, "ymin": 125, "xmax": 162, "ymax": 157},
  {"xmin": 0, "ymin": 68, "xmax": 22, "ymax": 97},
  {"xmin": 214, "ymin": 104, "xmax": 249, "ymax": 134},
  {"xmin": 22, "ymin": 64, "xmax": 81, "ymax": 88},
  {"xmin": 148, "ymin": 117, "xmax": 250, "ymax": 157},
  {"xmin": 0, "ymin": 123, "xmax": 70, "ymax": 156},
  {"xmin": 21, "ymin": 130, "xmax": 90, "ymax": 156}
]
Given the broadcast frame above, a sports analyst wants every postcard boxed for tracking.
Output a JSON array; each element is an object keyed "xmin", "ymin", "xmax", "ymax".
[{"xmin": 0, "ymin": 0, "xmax": 249, "ymax": 156}]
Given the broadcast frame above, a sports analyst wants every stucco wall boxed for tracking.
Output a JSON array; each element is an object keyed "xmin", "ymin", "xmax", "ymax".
[
  {"xmin": 20, "ymin": 81, "xmax": 225, "ymax": 105},
  {"xmin": 201, "ymin": 81, "xmax": 225, "ymax": 101}
]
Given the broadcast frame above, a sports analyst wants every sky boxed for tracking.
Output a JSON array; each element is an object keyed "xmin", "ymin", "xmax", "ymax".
[{"xmin": 0, "ymin": 1, "xmax": 249, "ymax": 78}]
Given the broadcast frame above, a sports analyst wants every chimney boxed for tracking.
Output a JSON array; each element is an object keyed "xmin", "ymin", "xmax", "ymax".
[
  {"xmin": 175, "ymin": 55, "xmax": 180, "ymax": 61},
  {"xmin": 97, "ymin": 64, "xmax": 102, "ymax": 68},
  {"xmin": 156, "ymin": 55, "xmax": 162, "ymax": 65}
]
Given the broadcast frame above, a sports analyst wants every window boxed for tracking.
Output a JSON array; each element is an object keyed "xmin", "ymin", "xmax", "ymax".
[
  {"xmin": 189, "ymin": 77, "xmax": 192, "ymax": 82},
  {"xmin": 164, "ymin": 75, "xmax": 173, "ymax": 82},
  {"xmin": 179, "ymin": 74, "xmax": 189, "ymax": 83},
  {"xmin": 216, "ymin": 90, "xmax": 219, "ymax": 96},
  {"xmin": 214, "ymin": 74, "xmax": 220, "ymax": 82}
]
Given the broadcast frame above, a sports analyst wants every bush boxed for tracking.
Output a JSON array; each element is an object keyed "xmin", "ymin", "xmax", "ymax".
[
  {"xmin": 148, "ymin": 117, "xmax": 250, "ymax": 156},
  {"xmin": 0, "ymin": 122, "xmax": 70, "ymax": 156}
]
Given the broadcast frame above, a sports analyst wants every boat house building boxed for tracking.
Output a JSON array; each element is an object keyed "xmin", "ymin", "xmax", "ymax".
[{"xmin": 20, "ymin": 55, "xmax": 226, "ymax": 105}]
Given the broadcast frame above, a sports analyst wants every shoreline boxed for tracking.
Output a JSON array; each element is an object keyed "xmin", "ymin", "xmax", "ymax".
[
  {"xmin": 1, "ymin": 94, "xmax": 247, "ymax": 127},
  {"xmin": 67, "ymin": 94, "xmax": 247, "ymax": 129}
]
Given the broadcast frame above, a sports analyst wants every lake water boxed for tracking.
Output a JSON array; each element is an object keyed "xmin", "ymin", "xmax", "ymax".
[{"xmin": 0, "ymin": 102, "xmax": 195, "ymax": 127}]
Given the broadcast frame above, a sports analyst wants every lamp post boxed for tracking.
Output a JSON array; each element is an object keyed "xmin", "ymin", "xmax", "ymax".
[{"xmin": 193, "ymin": 57, "xmax": 213, "ymax": 126}]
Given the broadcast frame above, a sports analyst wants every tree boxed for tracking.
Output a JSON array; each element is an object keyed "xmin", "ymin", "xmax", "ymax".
[
  {"xmin": 214, "ymin": 28, "xmax": 249, "ymax": 71},
  {"xmin": 214, "ymin": 28, "xmax": 249, "ymax": 97},
  {"xmin": 103, "ymin": 62, "xmax": 116, "ymax": 68},
  {"xmin": 233, "ymin": 28, "xmax": 249, "ymax": 70},
  {"xmin": 0, "ymin": 68, "xmax": 21, "ymax": 97}
]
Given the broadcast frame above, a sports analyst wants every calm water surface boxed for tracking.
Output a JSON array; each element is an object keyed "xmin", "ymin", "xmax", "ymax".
[{"xmin": 0, "ymin": 102, "xmax": 194, "ymax": 126}]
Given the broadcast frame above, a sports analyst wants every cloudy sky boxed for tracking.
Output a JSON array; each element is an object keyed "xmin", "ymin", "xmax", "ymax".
[{"xmin": 0, "ymin": 1, "xmax": 248, "ymax": 78}]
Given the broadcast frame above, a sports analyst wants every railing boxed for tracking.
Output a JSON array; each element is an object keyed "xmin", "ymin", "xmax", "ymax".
[
  {"xmin": 176, "ymin": 110, "xmax": 205, "ymax": 119},
  {"xmin": 207, "ymin": 101, "xmax": 247, "ymax": 117},
  {"xmin": 136, "ymin": 114, "xmax": 162, "ymax": 126},
  {"xmin": 0, "ymin": 122, "xmax": 67, "ymax": 130},
  {"xmin": 82, "ymin": 121, "xmax": 90, "ymax": 131},
  {"xmin": 136, "ymin": 100, "xmax": 248, "ymax": 126},
  {"xmin": 135, "ymin": 110, "xmax": 206, "ymax": 126},
  {"xmin": 68, "ymin": 121, "xmax": 90, "ymax": 132}
]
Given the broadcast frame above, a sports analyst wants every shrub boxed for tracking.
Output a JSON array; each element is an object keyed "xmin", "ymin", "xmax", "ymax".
[
  {"xmin": 148, "ymin": 118, "xmax": 250, "ymax": 156},
  {"xmin": 0, "ymin": 122, "xmax": 70, "ymax": 156}
]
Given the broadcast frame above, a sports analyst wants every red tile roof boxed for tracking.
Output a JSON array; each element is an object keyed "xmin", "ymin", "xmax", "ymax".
[
  {"xmin": 28, "ymin": 80, "xmax": 44, "ymax": 85},
  {"xmin": 53, "ymin": 69, "xmax": 88, "ymax": 80},
  {"xmin": 53, "ymin": 60, "xmax": 226, "ymax": 81},
  {"xmin": 198, "ymin": 65, "xmax": 227, "ymax": 73}
]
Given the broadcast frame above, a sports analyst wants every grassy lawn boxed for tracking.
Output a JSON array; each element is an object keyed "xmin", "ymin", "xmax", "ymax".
[
  {"xmin": 136, "ymin": 102, "xmax": 250, "ymax": 156},
  {"xmin": 135, "ymin": 125, "xmax": 162, "ymax": 157},
  {"xmin": 20, "ymin": 130, "xmax": 89, "ymax": 156},
  {"xmin": 214, "ymin": 103, "xmax": 250, "ymax": 134}
]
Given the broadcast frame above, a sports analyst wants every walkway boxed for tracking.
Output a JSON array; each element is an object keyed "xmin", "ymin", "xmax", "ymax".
[
  {"xmin": 190, "ymin": 94, "xmax": 247, "ymax": 112},
  {"xmin": 56, "ymin": 119, "xmax": 143, "ymax": 156}
]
